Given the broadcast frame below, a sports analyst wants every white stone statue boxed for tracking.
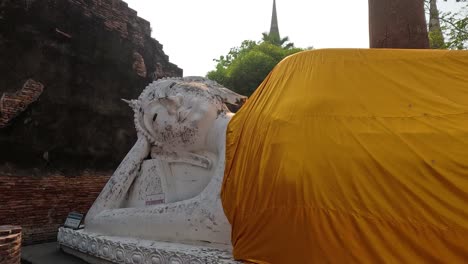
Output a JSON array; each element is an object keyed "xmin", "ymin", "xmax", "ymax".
[{"xmin": 84, "ymin": 77, "xmax": 246, "ymax": 246}]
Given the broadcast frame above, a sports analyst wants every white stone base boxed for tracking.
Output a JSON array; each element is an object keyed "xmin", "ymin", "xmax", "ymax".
[{"xmin": 57, "ymin": 228, "xmax": 238, "ymax": 264}]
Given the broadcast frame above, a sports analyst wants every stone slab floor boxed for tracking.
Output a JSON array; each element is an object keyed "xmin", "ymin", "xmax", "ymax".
[{"xmin": 21, "ymin": 242, "xmax": 86, "ymax": 264}]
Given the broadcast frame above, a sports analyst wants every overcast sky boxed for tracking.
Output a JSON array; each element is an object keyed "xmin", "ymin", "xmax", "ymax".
[{"xmin": 124, "ymin": 0, "xmax": 463, "ymax": 77}]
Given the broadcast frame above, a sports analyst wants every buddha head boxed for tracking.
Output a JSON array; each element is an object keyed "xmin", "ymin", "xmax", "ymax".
[{"xmin": 125, "ymin": 77, "xmax": 246, "ymax": 152}]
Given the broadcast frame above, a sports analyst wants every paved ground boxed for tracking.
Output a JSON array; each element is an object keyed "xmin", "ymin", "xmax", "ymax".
[{"xmin": 21, "ymin": 242, "xmax": 86, "ymax": 264}]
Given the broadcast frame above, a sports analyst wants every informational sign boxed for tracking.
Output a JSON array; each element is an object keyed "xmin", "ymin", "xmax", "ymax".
[{"xmin": 64, "ymin": 212, "xmax": 84, "ymax": 230}]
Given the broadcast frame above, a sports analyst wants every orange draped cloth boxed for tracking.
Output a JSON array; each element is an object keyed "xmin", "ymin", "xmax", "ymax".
[{"xmin": 221, "ymin": 49, "xmax": 468, "ymax": 263}]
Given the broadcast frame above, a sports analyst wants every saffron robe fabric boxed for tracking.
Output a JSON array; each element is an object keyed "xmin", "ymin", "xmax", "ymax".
[{"xmin": 221, "ymin": 49, "xmax": 468, "ymax": 263}]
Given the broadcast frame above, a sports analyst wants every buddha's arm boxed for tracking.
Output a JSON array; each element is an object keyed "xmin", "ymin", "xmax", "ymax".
[
  {"xmin": 84, "ymin": 188, "xmax": 230, "ymax": 244},
  {"xmin": 85, "ymin": 134, "xmax": 150, "ymax": 223}
]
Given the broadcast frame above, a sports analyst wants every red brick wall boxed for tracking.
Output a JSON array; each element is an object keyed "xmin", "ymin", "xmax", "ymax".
[{"xmin": 0, "ymin": 174, "xmax": 110, "ymax": 245}]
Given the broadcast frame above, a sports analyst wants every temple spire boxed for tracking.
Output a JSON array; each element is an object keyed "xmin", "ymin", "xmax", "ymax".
[{"xmin": 269, "ymin": 0, "xmax": 280, "ymax": 40}]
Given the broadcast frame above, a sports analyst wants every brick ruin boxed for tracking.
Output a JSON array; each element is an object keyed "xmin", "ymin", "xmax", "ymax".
[
  {"xmin": 0, "ymin": 0, "xmax": 183, "ymax": 245},
  {"xmin": 0, "ymin": 0, "xmax": 183, "ymax": 170},
  {"xmin": 0, "ymin": 79, "xmax": 44, "ymax": 128}
]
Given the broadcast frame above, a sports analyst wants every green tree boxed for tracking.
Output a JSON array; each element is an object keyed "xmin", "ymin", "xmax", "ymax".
[
  {"xmin": 426, "ymin": 0, "xmax": 468, "ymax": 49},
  {"xmin": 261, "ymin": 32, "xmax": 295, "ymax": 49},
  {"xmin": 207, "ymin": 39, "xmax": 303, "ymax": 96},
  {"xmin": 428, "ymin": 0, "xmax": 445, "ymax": 48}
]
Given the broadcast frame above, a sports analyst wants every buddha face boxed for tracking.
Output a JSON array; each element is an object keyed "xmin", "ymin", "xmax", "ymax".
[
  {"xmin": 127, "ymin": 78, "xmax": 246, "ymax": 152},
  {"xmin": 139, "ymin": 93, "xmax": 220, "ymax": 152}
]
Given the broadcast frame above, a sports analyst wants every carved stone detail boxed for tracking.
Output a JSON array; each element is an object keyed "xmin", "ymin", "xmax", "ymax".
[{"xmin": 58, "ymin": 228, "xmax": 238, "ymax": 264}]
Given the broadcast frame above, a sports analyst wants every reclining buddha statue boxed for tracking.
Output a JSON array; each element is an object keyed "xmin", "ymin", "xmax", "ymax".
[
  {"xmin": 83, "ymin": 76, "xmax": 246, "ymax": 246},
  {"xmin": 60, "ymin": 49, "xmax": 468, "ymax": 264}
]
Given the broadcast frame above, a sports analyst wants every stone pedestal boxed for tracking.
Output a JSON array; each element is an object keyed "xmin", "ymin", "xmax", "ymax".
[
  {"xmin": 0, "ymin": 225, "xmax": 22, "ymax": 264},
  {"xmin": 57, "ymin": 228, "xmax": 238, "ymax": 264}
]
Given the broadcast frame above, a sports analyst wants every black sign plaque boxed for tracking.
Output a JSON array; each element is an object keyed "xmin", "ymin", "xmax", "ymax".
[{"xmin": 64, "ymin": 212, "xmax": 84, "ymax": 230}]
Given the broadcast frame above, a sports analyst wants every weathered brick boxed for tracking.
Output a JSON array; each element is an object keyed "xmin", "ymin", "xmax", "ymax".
[
  {"xmin": 0, "ymin": 175, "xmax": 109, "ymax": 245},
  {"xmin": 0, "ymin": 226, "xmax": 21, "ymax": 264},
  {"xmin": 0, "ymin": 79, "xmax": 44, "ymax": 128}
]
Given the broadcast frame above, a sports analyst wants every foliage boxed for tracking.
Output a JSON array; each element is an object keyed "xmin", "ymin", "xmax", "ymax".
[
  {"xmin": 261, "ymin": 32, "xmax": 295, "ymax": 49},
  {"xmin": 429, "ymin": 29, "xmax": 446, "ymax": 48},
  {"xmin": 426, "ymin": 0, "xmax": 468, "ymax": 49},
  {"xmin": 207, "ymin": 38, "xmax": 303, "ymax": 96},
  {"xmin": 439, "ymin": 8, "xmax": 468, "ymax": 49}
]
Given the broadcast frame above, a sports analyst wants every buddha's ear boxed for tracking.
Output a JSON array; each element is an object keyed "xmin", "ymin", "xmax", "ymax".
[
  {"xmin": 159, "ymin": 94, "xmax": 182, "ymax": 115},
  {"xmin": 121, "ymin": 99, "xmax": 140, "ymax": 112}
]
